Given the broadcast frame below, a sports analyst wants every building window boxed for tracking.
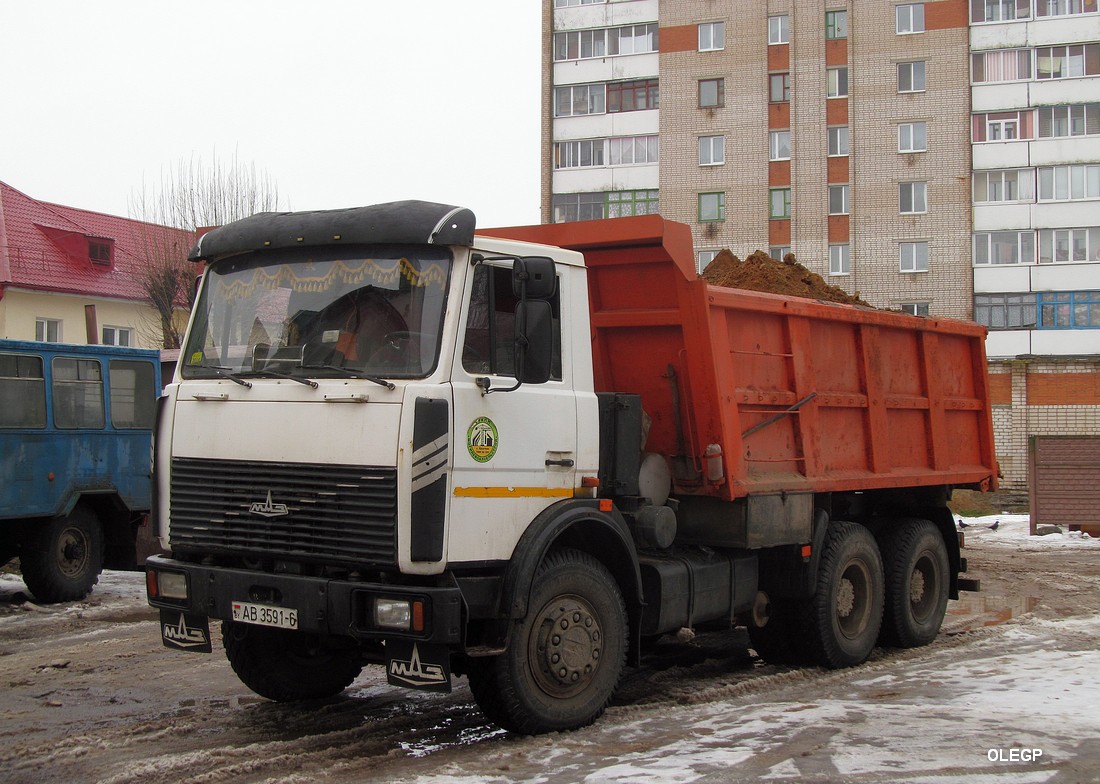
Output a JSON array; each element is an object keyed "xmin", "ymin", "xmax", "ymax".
[
  {"xmin": 768, "ymin": 15, "xmax": 790, "ymax": 44},
  {"xmin": 554, "ymin": 0, "xmax": 605, "ymax": 6},
  {"xmin": 1038, "ymin": 104, "xmax": 1100, "ymax": 137},
  {"xmin": 770, "ymin": 245, "xmax": 791, "ymax": 261},
  {"xmin": 900, "ymin": 182, "xmax": 928, "ymax": 214},
  {"xmin": 553, "ymin": 23, "xmax": 658, "ymax": 61},
  {"xmin": 1039, "ymin": 227, "xmax": 1100, "ymax": 262},
  {"xmin": 1038, "ymin": 291, "xmax": 1100, "ymax": 328},
  {"xmin": 52, "ymin": 357, "xmax": 105, "ymax": 429},
  {"xmin": 1036, "ymin": 44, "xmax": 1100, "ymax": 79},
  {"xmin": 552, "ymin": 192, "xmax": 606, "ymax": 223},
  {"xmin": 829, "ymin": 244, "xmax": 851, "ymax": 276},
  {"xmin": 697, "ymin": 249, "xmax": 719, "ymax": 272},
  {"xmin": 898, "ymin": 61, "xmax": 927, "ymax": 93},
  {"xmin": 900, "ymin": 242, "xmax": 930, "ymax": 272},
  {"xmin": 897, "ymin": 3, "xmax": 925, "ymax": 33},
  {"xmin": 827, "ymin": 67, "xmax": 848, "ymax": 98},
  {"xmin": 554, "ymin": 139, "xmax": 606, "ymax": 169},
  {"xmin": 554, "ymin": 83, "xmax": 606, "ymax": 117},
  {"xmin": 898, "ymin": 122, "xmax": 928, "ymax": 152},
  {"xmin": 828, "ymin": 185, "xmax": 850, "ymax": 215},
  {"xmin": 972, "ymin": 0, "xmax": 1031, "ymax": 22},
  {"xmin": 608, "ymin": 79, "xmax": 659, "ymax": 113},
  {"xmin": 699, "ymin": 135, "xmax": 725, "ymax": 166},
  {"xmin": 971, "ymin": 49, "xmax": 1032, "ymax": 83},
  {"xmin": 699, "ymin": 21, "xmax": 725, "ymax": 51},
  {"xmin": 770, "ymin": 188, "xmax": 792, "ymax": 219},
  {"xmin": 609, "ymin": 135, "xmax": 658, "ymax": 165},
  {"xmin": 828, "ymin": 126, "xmax": 850, "ymax": 156},
  {"xmin": 699, "ymin": 192, "xmax": 726, "ymax": 222},
  {"xmin": 699, "ymin": 78, "xmax": 725, "ymax": 108},
  {"xmin": 35, "ymin": 318, "xmax": 61, "ymax": 343},
  {"xmin": 769, "ymin": 72, "xmax": 791, "ymax": 102},
  {"xmin": 973, "ymin": 231, "xmax": 1036, "ymax": 265},
  {"xmin": 769, "ymin": 130, "xmax": 791, "ymax": 161},
  {"xmin": 973, "ymin": 169, "xmax": 1036, "ymax": 203},
  {"xmin": 607, "ymin": 189, "xmax": 659, "ymax": 217},
  {"xmin": 1036, "ymin": 0, "xmax": 1098, "ymax": 16},
  {"xmin": 975, "ymin": 293, "xmax": 1037, "ymax": 329},
  {"xmin": 972, "ymin": 111, "xmax": 1032, "ymax": 142},
  {"xmin": 88, "ymin": 239, "xmax": 113, "ymax": 265},
  {"xmin": 102, "ymin": 326, "xmax": 133, "ymax": 347},
  {"xmin": 612, "ymin": 23, "xmax": 660, "ymax": 55},
  {"xmin": 901, "ymin": 303, "xmax": 930, "ymax": 317},
  {"xmin": 825, "ymin": 10, "xmax": 848, "ymax": 39},
  {"xmin": 1038, "ymin": 164, "xmax": 1100, "ymax": 201}
]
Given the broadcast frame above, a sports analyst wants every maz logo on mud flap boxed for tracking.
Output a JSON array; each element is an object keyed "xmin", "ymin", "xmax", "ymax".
[
  {"xmin": 388, "ymin": 644, "xmax": 447, "ymax": 687},
  {"xmin": 163, "ymin": 613, "xmax": 209, "ymax": 648}
]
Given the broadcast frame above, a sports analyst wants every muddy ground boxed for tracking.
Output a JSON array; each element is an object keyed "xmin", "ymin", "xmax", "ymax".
[{"xmin": 1, "ymin": 529, "xmax": 1098, "ymax": 784}]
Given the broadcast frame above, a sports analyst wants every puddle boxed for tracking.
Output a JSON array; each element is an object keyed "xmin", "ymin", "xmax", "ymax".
[{"xmin": 944, "ymin": 594, "xmax": 1039, "ymax": 632}]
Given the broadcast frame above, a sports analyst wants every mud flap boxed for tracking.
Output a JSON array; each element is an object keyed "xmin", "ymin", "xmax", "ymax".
[
  {"xmin": 159, "ymin": 609, "xmax": 212, "ymax": 653},
  {"xmin": 385, "ymin": 639, "xmax": 452, "ymax": 693}
]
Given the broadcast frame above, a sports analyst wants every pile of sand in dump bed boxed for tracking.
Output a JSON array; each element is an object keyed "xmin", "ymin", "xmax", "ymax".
[{"xmin": 701, "ymin": 249, "xmax": 871, "ymax": 307}]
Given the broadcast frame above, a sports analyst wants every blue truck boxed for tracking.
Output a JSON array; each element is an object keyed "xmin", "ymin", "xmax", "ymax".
[{"xmin": 0, "ymin": 339, "xmax": 161, "ymax": 603}]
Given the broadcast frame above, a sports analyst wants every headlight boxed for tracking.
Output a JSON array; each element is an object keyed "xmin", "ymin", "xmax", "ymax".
[{"xmin": 374, "ymin": 598, "xmax": 412, "ymax": 630}]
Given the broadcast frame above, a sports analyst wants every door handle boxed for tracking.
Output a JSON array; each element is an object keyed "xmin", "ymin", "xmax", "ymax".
[{"xmin": 545, "ymin": 459, "xmax": 575, "ymax": 467}]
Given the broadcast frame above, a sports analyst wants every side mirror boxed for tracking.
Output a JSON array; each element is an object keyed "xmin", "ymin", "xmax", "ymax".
[
  {"xmin": 513, "ymin": 256, "xmax": 557, "ymax": 300},
  {"xmin": 515, "ymin": 300, "xmax": 554, "ymax": 384}
]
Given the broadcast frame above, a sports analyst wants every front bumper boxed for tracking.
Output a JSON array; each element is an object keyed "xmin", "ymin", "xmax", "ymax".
[{"xmin": 146, "ymin": 555, "xmax": 463, "ymax": 645}]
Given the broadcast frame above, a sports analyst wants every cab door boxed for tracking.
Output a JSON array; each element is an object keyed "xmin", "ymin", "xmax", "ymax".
[{"xmin": 448, "ymin": 260, "xmax": 577, "ymax": 564}]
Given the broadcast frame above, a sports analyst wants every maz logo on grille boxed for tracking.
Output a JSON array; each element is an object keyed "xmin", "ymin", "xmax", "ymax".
[{"xmin": 249, "ymin": 491, "xmax": 290, "ymax": 518}]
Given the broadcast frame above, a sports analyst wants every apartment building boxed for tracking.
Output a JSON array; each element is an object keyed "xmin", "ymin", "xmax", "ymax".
[
  {"xmin": 545, "ymin": 0, "xmax": 972, "ymax": 319},
  {"xmin": 970, "ymin": 0, "xmax": 1100, "ymax": 488},
  {"xmin": 544, "ymin": 0, "xmax": 1100, "ymax": 489}
]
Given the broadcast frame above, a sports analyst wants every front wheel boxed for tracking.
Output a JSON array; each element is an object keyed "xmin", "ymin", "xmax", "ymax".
[
  {"xmin": 21, "ymin": 506, "xmax": 104, "ymax": 603},
  {"xmin": 222, "ymin": 622, "xmax": 362, "ymax": 702},
  {"xmin": 468, "ymin": 548, "xmax": 627, "ymax": 734},
  {"xmin": 803, "ymin": 521, "xmax": 884, "ymax": 669}
]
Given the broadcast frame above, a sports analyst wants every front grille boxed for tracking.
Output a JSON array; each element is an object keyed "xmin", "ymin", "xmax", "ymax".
[{"xmin": 169, "ymin": 457, "xmax": 397, "ymax": 566}]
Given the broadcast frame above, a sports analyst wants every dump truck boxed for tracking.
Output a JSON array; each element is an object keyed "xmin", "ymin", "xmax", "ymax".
[
  {"xmin": 1, "ymin": 340, "xmax": 161, "ymax": 602},
  {"xmin": 146, "ymin": 202, "xmax": 996, "ymax": 734}
]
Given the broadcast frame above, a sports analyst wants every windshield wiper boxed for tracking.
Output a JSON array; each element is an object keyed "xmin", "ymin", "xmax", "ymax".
[
  {"xmin": 193, "ymin": 363, "xmax": 252, "ymax": 388},
  {"xmin": 308, "ymin": 365, "xmax": 396, "ymax": 390},
  {"xmin": 239, "ymin": 370, "xmax": 319, "ymax": 389}
]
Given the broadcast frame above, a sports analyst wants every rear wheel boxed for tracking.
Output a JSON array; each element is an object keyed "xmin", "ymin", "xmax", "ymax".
[
  {"xmin": 803, "ymin": 521, "xmax": 884, "ymax": 668},
  {"xmin": 222, "ymin": 622, "xmax": 362, "ymax": 702},
  {"xmin": 21, "ymin": 506, "xmax": 104, "ymax": 603},
  {"xmin": 879, "ymin": 519, "xmax": 950, "ymax": 648},
  {"xmin": 468, "ymin": 548, "xmax": 627, "ymax": 734}
]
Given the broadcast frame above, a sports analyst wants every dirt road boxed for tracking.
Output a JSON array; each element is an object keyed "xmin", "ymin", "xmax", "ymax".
[{"xmin": 1, "ymin": 525, "xmax": 1098, "ymax": 784}]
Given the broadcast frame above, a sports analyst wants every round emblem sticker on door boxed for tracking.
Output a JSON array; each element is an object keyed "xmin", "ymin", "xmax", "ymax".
[{"xmin": 467, "ymin": 417, "xmax": 499, "ymax": 463}]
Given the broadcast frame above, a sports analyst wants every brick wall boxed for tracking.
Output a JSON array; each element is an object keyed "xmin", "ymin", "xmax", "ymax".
[{"xmin": 990, "ymin": 358, "xmax": 1100, "ymax": 490}]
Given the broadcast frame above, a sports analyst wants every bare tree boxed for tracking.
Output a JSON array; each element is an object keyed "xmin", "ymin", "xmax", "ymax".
[{"xmin": 129, "ymin": 153, "xmax": 282, "ymax": 348}]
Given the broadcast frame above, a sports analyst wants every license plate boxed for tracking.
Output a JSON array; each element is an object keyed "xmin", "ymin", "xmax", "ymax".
[{"xmin": 231, "ymin": 601, "xmax": 299, "ymax": 630}]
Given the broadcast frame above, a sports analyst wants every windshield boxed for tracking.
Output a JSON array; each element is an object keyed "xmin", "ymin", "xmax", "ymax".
[{"xmin": 181, "ymin": 245, "xmax": 451, "ymax": 380}]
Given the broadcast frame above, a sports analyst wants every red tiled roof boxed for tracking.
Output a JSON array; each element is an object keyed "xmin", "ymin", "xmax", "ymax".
[{"xmin": 0, "ymin": 180, "xmax": 195, "ymax": 302}]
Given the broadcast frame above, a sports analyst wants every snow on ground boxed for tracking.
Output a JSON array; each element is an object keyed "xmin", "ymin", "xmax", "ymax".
[{"xmin": 955, "ymin": 513, "xmax": 1100, "ymax": 550}]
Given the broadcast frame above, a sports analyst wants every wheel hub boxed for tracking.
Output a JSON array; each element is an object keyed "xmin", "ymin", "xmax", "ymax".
[
  {"xmin": 837, "ymin": 578, "xmax": 856, "ymax": 618},
  {"xmin": 909, "ymin": 567, "xmax": 926, "ymax": 604},
  {"xmin": 531, "ymin": 596, "xmax": 603, "ymax": 698},
  {"xmin": 56, "ymin": 528, "xmax": 89, "ymax": 577}
]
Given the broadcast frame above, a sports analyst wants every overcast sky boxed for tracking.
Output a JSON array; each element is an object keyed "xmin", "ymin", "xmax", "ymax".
[{"xmin": 0, "ymin": 1, "xmax": 543, "ymax": 228}]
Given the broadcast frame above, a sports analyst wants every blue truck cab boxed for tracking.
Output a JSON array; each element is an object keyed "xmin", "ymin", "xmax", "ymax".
[{"xmin": 0, "ymin": 339, "xmax": 161, "ymax": 602}]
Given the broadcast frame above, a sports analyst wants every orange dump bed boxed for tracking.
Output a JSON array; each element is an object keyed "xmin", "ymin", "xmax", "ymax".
[{"xmin": 481, "ymin": 215, "xmax": 998, "ymax": 501}]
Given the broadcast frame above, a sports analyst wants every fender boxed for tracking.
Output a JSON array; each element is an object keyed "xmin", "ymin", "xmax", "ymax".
[{"xmin": 500, "ymin": 498, "xmax": 643, "ymax": 621}]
